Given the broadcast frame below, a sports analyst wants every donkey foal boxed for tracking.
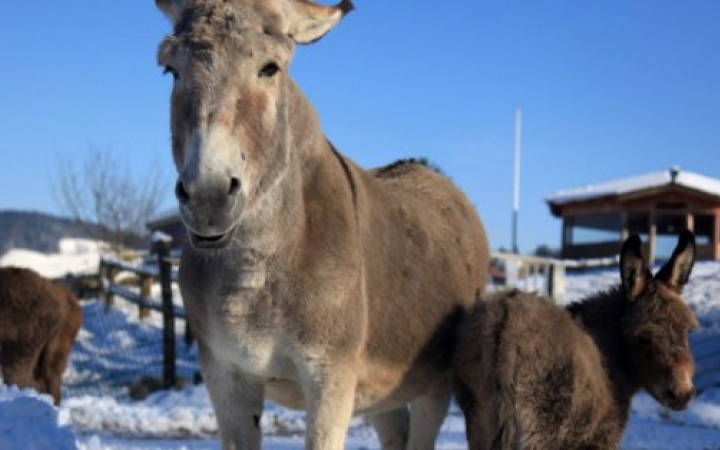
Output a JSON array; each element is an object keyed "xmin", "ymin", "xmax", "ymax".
[{"xmin": 454, "ymin": 231, "xmax": 699, "ymax": 449}]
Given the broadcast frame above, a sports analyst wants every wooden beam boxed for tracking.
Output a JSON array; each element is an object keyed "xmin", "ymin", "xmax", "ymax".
[
  {"xmin": 649, "ymin": 211, "xmax": 657, "ymax": 265},
  {"xmin": 715, "ymin": 212, "xmax": 720, "ymax": 261},
  {"xmin": 621, "ymin": 212, "xmax": 628, "ymax": 240}
]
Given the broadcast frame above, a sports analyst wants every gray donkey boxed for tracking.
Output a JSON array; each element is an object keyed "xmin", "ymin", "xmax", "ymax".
[
  {"xmin": 454, "ymin": 231, "xmax": 698, "ymax": 449},
  {"xmin": 153, "ymin": 1, "xmax": 489, "ymax": 448}
]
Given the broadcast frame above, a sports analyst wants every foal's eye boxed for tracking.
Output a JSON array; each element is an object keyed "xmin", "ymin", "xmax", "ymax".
[
  {"xmin": 259, "ymin": 62, "xmax": 280, "ymax": 78},
  {"xmin": 163, "ymin": 66, "xmax": 179, "ymax": 80}
]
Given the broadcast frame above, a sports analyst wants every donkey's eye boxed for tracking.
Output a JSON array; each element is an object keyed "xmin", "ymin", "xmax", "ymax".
[
  {"xmin": 636, "ymin": 332, "xmax": 656, "ymax": 347},
  {"xmin": 163, "ymin": 66, "xmax": 179, "ymax": 80},
  {"xmin": 259, "ymin": 62, "xmax": 280, "ymax": 78}
]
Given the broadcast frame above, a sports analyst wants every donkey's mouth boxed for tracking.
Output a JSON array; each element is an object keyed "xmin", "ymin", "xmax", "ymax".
[
  {"xmin": 660, "ymin": 388, "xmax": 695, "ymax": 411},
  {"xmin": 189, "ymin": 227, "xmax": 235, "ymax": 250}
]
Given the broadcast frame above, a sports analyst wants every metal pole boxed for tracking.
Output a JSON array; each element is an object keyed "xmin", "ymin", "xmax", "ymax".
[{"xmin": 512, "ymin": 106, "xmax": 522, "ymax": 254}]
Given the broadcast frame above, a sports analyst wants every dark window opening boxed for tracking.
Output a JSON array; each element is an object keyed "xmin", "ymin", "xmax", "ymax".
[{"xmin": 694, "ymin": 214, "xmax": 715, "ymax": 246}]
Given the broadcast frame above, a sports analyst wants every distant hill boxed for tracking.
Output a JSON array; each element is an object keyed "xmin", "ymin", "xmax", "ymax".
[{"xmin": 0, "ymin": 210, "xmax": 96, "ymax": 255}]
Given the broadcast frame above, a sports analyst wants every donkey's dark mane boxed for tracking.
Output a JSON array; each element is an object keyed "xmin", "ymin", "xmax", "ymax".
[
  {"xmin": 373, "ymin": 158, "xmax": 444, "ymax": 179},
  {"xmin": 565, "ymin": 284, "xmax": 653, "ymax": 403},
  {"xmin": 566, "ymin": 285, "xmax": 627, "ymax": 325}
]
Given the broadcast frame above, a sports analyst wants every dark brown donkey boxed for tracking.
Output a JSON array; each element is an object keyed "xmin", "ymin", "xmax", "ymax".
[
  {"xmin": 0, "ymin": 267, "xmax": 83, "ymax": 405},
  {"xmin": 454, "ymin": 231, "xmax": 699, "ymax": 449},
  {"xmin": 153, "ymin": 0, "xmax": 489, "ymax": 448}
]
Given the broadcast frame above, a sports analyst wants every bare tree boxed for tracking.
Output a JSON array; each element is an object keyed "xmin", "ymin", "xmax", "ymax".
[{"xmin": 52, "ymin": 147, "xmax": 169, "ymax": 254}]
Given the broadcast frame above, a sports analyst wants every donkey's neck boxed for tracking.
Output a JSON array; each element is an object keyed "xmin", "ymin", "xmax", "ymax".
[
  {"xmin": 234, "ymin": 78, "xmax": 356, "ymax": 258},
  {"xmin": 567, "ymin": 287, "xmax": 639, "ymax": 413}
]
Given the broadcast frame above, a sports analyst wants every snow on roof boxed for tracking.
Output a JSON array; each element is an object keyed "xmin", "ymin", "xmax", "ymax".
[
  {"xmin": 146, "ymin": 206, "xmax": 180, "ymax": 228},
  {"xmin": 547, "ymin": 167, "xmax": 720, "ymax": 206}
]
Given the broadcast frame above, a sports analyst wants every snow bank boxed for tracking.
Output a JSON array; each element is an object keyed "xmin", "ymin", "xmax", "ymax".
[
  {"xmin": 0, "ymin": 386, "xmax": 77, "ymax": 450},
  {"xmin": 0, "ymin": 238, "xmax": 104, "ymax": 278},
  {"xmin": 3, "ymin": 239, "xmax": 720, "ymax": 449}
]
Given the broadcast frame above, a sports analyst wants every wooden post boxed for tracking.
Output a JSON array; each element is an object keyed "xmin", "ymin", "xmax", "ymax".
[
  {"xmin": 155, "ymin": 236, "xmax": 176, "ymax": 389},
  {"xmin": 620, "ymin": 212, "xmax": 629, "ymax": 241},
  {"xmin": 687, "ymin": 212, "xmax": 695, "ymax": 232},
  {"xmin": 548, "ymin": 263, "xmax": 566, "ymax": 304},
  {"xmin": 139, "ymin": 275, "xmax": 153, "ymax": 319},
  {"xmin": 562, "ymin": 218, "xmax": 572, "ymax": 259},
  {"xmin": 184, "ymin": 322, "xmax": 194, "ymax": 347},
  {"xmin": 648, "ymin": 211, "xmax": 657, "ymax": 265},
  {"xmin": 715, "ymin": 212, "xmax": 720, "ymax": 260},
  {"xmin": 104, "ymin": 265, "xmax": 118, "ymax": 308}
]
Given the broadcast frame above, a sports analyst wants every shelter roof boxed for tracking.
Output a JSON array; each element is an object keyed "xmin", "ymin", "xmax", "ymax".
[{"xmin": 547, "ymin": 167, "xmax": 720, "ymax": 210}]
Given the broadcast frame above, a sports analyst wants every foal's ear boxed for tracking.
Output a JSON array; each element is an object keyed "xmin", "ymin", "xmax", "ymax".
[
  {"xmin": 655, "ymin": 230, "xmax": 696, "ymax": 291},
  {"xmin": 286, "ymin": 0, "xmax": 354, "ymax": 44},
  {"xmin": 620, "ymin": 234, "xmax": 649, "ymax": 300},
  {"xmin": 156, "ymin": 0, "xmax": 186, "ymax": 25}
]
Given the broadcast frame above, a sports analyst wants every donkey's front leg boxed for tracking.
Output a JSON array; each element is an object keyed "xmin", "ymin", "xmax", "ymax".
[
  {"xmin": 200, "ymin": 350, "xmax": 265, "ymax": 449},
  {"xmin": 301, "ymin": 362, "xmax": 358, "ymax": 450}
]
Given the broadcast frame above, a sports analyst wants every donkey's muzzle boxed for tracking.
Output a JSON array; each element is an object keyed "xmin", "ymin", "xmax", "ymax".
[
  {"xmin": 175, "ymin": 173, "xmax": 244, "ymax": 250},
  {"xmin": 662, "ymin": 386, "xmax": 696, "ymax": 411}
]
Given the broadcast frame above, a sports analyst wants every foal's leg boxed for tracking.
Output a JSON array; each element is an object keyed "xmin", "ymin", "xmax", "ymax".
[
  {"xmin": 300, "ymin": 362, "xmax": 358, "ymax": 450},
  {"xmin": 406, "ymin": 381, "xmax": 452, "ymax": 450},
  {"xmin": 367, "ymin": 407, "xmax": 409, "ymax": 449}
]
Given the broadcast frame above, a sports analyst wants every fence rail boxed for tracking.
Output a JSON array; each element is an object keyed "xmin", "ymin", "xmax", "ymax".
[
  {"xmin": 98, "ymin": 239, "xmax": 186, "ymax": 388},
  {"xmin": 489, "ymin": 252, "xmax": 567, "ymax": 303},
  {"xmin": 95, "ymin": 247, "xmax": 720, "ymax": 394}
]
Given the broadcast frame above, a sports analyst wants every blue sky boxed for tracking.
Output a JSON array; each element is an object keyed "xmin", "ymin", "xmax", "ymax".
[{"xmin": 2, "ymin": 1, "xmax": 719, "ymax": 252}]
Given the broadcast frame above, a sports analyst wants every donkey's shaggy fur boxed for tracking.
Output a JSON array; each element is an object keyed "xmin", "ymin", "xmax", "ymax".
[
  {"xmin": 0, "ymin": 267, "xmax": 82, "ymax": 405},
  {"xmin": 454, "ymin": 231, "xmax": 698, "ymax": 449},
  {"xmin": 154, "ymin": 1, "xmax": 489, "ymax": 448}
]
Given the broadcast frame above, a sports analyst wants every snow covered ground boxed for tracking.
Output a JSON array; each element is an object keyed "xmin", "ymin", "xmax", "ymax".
[{"xmin": 2, "ymin": 239, "xmax": 720, "ymax": 449}]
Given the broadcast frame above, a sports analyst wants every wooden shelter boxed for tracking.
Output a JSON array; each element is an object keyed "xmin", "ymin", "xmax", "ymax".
[
  {"xmin": 547, "ymin": 167, "xmax": 720, "ymax": 263},
  {"xmin": 146, "ymin": 208, "xmax": 187, "ymax": 250}
]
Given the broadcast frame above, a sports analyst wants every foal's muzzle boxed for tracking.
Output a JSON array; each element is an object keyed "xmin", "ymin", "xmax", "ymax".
[{"xmin": 661, "ymin": 386, "xmax": 696, "ymax": 411}]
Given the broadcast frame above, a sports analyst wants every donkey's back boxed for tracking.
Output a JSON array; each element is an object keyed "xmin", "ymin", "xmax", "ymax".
[
  {"xmin": 454, "ymin": 290, "xmax": 618, "ymax": 449},
  {"xmin": 355, "ymin": 158, "xmax": 489, "ymax": 406},
  {"xmin": 0, "ymin": 267, "xmax": 64, "ymax": 344},
  {"xmin": 456, "ymin": 232, "xmax": 699, "ymax": 450},
  {"xmin": 0, "ymin": 267, "xmax": 82, "ymax": 405}
]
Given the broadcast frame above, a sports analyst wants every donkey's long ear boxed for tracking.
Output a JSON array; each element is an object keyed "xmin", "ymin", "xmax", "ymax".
[
  {"xmin": 286, "ymin": 0, "xmax": 354, "ymax": 44},
  {"xmin": 156, "ymin": 0, "xmax": 186, "ymax": 26},
  {"xmin": 655, "ymin": 230, "xmax": 696, "ymax": 291},
  {"xmin": 620, "ymin": 234, "xmax": 649, "ymax": 300}
]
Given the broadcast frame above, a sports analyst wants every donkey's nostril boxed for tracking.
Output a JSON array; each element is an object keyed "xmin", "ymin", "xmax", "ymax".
[
  {"xmin": 175, "ymin": 180, "xmax": 190, "ymax": 204},
  {"xmin": 229, "ymin": 177, "xmax": 241, "ymax": 196},
  {"xmin": 664, "ymin": 389, "xmax": 677, "ymax": 402}
]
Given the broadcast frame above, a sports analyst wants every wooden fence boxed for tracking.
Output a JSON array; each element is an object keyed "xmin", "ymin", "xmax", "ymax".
[
  {"xmin": 99, "ymin": 247, "xmax": 720, "ymax": 393},
  {"xmin": 98, "ymin": 238, "xmax": 186, "ymax": 388},
  {"xmin": 489, "ymin": 252, "xmax": 567, "ymax": 303}
]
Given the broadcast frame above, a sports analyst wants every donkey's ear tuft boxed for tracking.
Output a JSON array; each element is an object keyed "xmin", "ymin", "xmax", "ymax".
[
  {"xmin": 287, "ymin": 0, "xmax": 354, "ymax": 45},
  {"xmin": 620, "ymin": 234, "xmax": 648, "ymax": 300},
  {"xmin": 655, "ymin": 230, "xmax": 696, "ymax": 291},
  {"xmin": 156, "ymin": 0, "xmax": 186, "ymax": 26}
]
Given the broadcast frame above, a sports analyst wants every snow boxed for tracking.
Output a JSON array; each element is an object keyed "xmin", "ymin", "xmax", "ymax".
[
  {"xmin": 2, "ymin": 239, "xmax": 720, "ymax": 449},
  {"xmin": 547, "ymin": 167, "xmax": 720, "ymax": 206},
  {"xmin": 0, "ymin": 238, "xmax": 104, "ymax": 279}
]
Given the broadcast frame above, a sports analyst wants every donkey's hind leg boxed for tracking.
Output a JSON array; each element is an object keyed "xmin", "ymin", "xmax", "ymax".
[
  {"xmin": 407, "ymin": 383, "xmax": 452, "ymax": 450},
  {"xmin": 35, "ymin": 326, "xmax": 77, "ymax": 405},
  {"xmin": 368, "ymin": 407, "xmax": 409, "ymax": 450},
  {"xmin": 0, "ymin": 341, "xmax": 45, "ymax": 393}
]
